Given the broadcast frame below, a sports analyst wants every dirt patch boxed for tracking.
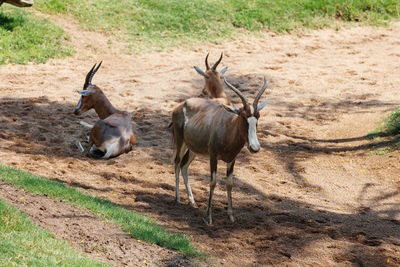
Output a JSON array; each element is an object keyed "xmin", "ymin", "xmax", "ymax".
[
  {"xmin": 0, "ymin": 181, "xmax": 193, "ymax": 267},
  {"xmin": 0, "ymin": 12, "xmax": 400, "ymax": 266}
]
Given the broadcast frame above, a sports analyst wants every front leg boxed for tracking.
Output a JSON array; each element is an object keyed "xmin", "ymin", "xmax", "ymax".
[
  {"xmin": 205, "ymin": 156, "xmax": 217, "ymax": 225},
  {"xmin": 226, "ymin": 160, "xmax": 235, "ymax": 222}
]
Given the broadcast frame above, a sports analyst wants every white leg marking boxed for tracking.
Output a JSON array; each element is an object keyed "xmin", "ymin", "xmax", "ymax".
[
  {"xmin": 75, "ymin": 141, "xmax": 84, "ymax": 152},
  {"xmin": 101, "ymin": 142, "xmax": 118, "ymax": 159},
  {"xmin": 79, "ymin": 121, "xmax": 94, "ymax": 129},
  {"xmin": 181, "ymin": 151, "xmax": 196, "ymax": 207},
  {"xmin": 89, "ymin": 144, "xmax": 101, "ymax": 154}
]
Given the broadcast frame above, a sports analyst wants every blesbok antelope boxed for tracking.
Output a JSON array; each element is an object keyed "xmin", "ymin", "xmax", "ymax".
[
  {"xmin": 194, "ymin": 53, "xmax": 230, "ymax": 104},
  {"xmin": 74, "ymin": 62, "xmax": 136, "ymax": 159},
  {"xmin": 171, "ymin": 76, "xmax": 269, "ymax": 224}
]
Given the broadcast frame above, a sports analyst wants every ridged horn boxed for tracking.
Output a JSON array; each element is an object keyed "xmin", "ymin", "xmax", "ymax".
[
  {"xmin": 223, "ymin": 77, "xmax": 247, "ymax": 106},
  {"xmin": 84, "ymin": 61, "xmax": 102, "ymax": 88},
  {"xmin": 211, "ymin": 52, "xmax": 223, "ymax": 71},
  {"xmin": 205, "ymin": 53, "xmax": 210, "ymax": 70},
  {"xmin": 253, "ymin": 76, "xmax": 268, "ymax": 107}
]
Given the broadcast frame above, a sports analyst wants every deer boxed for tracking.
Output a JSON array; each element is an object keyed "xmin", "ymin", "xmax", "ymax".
[
  {"xmin": 73, "ymin": 62, "xmax": 136, "ymax": 159},
  {"xmin": 171, "ymin": 76, "xmax": 269, "ymax": 225},
  {"xmin": 194, "ymin": 52, "xmax": 230, "ymax": 104}
]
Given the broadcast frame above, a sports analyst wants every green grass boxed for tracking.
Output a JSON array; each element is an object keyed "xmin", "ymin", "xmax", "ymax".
[
  {"xmin": 2, "ymin": 1, "xmax": 399, "ymax": 62},
  {"xmin": 0, "ymin": 198, "xmax": 109, "ymax": 266},
  {"xmin": 367, "ymin": 107, "xmax": 400, "ymax": 153},
  {"xmin": 0, "ymin": 5, "xmax": 72, "ymax": 64},
  {"xmin": 33, "ymin": 0, "xmax": 400, "ymax": 49},
  {"xmin": 380, "ymin": 106, "xmax": 400, "ymax": 135},
  {"xmin": 368, "ymin": 107, "xmax": 400, "ymax": 138},
  {"xmin": 0, "ymin": 165, "xmax": 198, "ymax": 256}
]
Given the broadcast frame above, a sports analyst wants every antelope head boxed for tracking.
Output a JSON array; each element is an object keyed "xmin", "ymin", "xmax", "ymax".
[
  {"xmin": 74, "ymin": 62, "xmax": 103, "ymax": 115},
  {"xmin": 194, "ymin": 53, "xmax": 228, "ymax": 96},
  {"xmin": 223, "ymin": 77, "xmax": 269, "ymax": 153}
]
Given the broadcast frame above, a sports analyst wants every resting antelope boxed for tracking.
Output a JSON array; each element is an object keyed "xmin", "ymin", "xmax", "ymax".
[
  {"xmin": 194, "ymin": 53, "xmax": 230, "ymax": 104},
  {"xmin": 74, "ymin": 62, "xmax": 136, "ymax": 159},
  {"xmin": 171, "ymin": 76, "xmax": 269, "ymax": 224}
]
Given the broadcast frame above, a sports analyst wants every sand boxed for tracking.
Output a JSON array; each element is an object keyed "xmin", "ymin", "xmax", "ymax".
[{"xmin": 0, "ymin": 12, "xmax": 400, "ymax": 266}]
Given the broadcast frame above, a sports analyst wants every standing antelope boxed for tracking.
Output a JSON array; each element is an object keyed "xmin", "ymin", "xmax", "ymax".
[
  {"xmin": 171, "ymin": 76, "xmax": 269, "ymax": 224},
  {"xmin": 74, "ymin": 62, "xmax": 136, "ymax": 159},
  {"xmin": 194, "ymin": 53, "xmax": 230, "ymax": 104}
]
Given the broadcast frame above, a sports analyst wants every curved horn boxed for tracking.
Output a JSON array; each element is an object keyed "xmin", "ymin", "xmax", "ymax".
[
  {"xmin": 85, "ymin": 61, "xmax": 102, "ymax": 88},
  {"xmin": 223, "ymin": 77, "xmax": 247, "ymax": 106},
  {"xmin": 253, "ymin": 76, "xmax": 268, "ymax": 107},
  {"xmin": 211, "ymin": 52, "xmax": 223, "ymax": 71},
  {"xmin": 84, "ymin": 63, "xmax": 97, "ymax": 88},
  {"xmin": 205, "ymin": 53, "xmax": 210, "ymax": 70},
  {"xmin": 88, "ymin": 61, "xmax": 102, "ymax": 85}
]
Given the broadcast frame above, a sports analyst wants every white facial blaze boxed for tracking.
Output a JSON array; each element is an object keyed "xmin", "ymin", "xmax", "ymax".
[{"xmin": 247, "ymin": 106, "xmax": 260, "ymax": 152}]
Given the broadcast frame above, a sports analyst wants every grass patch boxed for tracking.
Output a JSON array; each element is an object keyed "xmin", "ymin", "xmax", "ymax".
[
  {"xmin": 0, "ymin": 5, "xmax": 73, "ymax": 64},
  {"xmin": 367, "ymin": 107, "xmax": 400, "ymax": 153},
  {"xmin": 379, "ymin": 106, "xmax": 400, "ymax": 135},
  {"xmin": 0, "ymin": 198, "xmax": 109, "ymax": 266},
  {"xmin": 368, "ymin": 107, "xmax": 400, "ymax": 138},
  {"xmin": 0, "ymin": 165, "xmax": 198, "ymax": 256},
  {"xmin": 33, "ymin": 0, "xmax": 400, "ymax": 49}
]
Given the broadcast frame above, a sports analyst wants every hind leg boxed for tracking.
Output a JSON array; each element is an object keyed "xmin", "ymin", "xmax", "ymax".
[
  {"xmin": 174, "ymin": 141, "xmax": 186, "ymax": 205},
  {"xmin": 226, "ymin": 160, "xmax": 235, "ymax": 222},
  {"xmin": 88, "ymin": 144, "xmax": 105, "ymax": 158},
  {"xmin": 204, "ymin": 156, "xmax": 218, "ymax": 225},
  {"xmin": 180, "ymin": 150, "xmax": 196, "ymax": 207}
]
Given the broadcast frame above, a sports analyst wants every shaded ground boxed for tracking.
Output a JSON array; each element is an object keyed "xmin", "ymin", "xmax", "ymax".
[
  {"xmin": 0, "ymin": 181, "xmax": 192, "ymax": 267},
  {"xmin": 0, "ymin": 11, "xmax": 400, "ymax": 266}
]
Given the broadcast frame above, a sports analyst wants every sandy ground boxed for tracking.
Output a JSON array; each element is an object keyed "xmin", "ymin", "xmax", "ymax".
[{"xmin": 1, "ymin": 12, "xmax": 400, "ymax": 266}]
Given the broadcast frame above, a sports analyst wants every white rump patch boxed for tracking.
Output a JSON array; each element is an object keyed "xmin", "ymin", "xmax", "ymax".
[{"xmin": 183, "ymin": 104, "xmax": 189, "ymax": 124}]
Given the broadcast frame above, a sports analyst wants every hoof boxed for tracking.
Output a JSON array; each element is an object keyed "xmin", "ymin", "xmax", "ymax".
[{"xmin": 203, "ymin": 217, "xmax": 212, "ymax": 225}]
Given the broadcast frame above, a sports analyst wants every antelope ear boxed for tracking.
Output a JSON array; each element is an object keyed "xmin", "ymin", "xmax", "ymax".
[
  {"xmin": 194, "ymin": 66, "xmax": 209, "ymax": 78},
  {"xmin": 220, "ymin": 67, "xmax": 228, "ymax": 75},
  {"xmin": 257, "ymin": 99, "xmax": 269, "ymax": 111},
  {"xmin": 78, "ymin": 90, "xmax": 93, "ymax": 96},
  {"xmin": 221, "ymin": 104, "xmax": 240, "ymax": 114}
]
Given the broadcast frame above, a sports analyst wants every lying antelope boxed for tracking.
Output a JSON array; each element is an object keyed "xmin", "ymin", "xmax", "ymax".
[
  {"xmin": 74, "ymin": 62, "xmax": 136, "ymax": 159},
  {"xmin": 194, "ymin": 53, "xmax": 230, "ymax": 104},
  {"xmin": 171, "ymin": 76, "xmax": 268, "ymax": 224}
]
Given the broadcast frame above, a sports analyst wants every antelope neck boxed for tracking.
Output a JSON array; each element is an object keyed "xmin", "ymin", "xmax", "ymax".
[
  {"xmin": 94, "ymin": 94, "xmax": 119, "ymax": 119},
  {"xmin": 225, "ymin": 114, "xmax": 247, "ymax": 152},
  {"xmin": 206, "ymin": 78, "xmax": 226, "ymax": 99}
]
